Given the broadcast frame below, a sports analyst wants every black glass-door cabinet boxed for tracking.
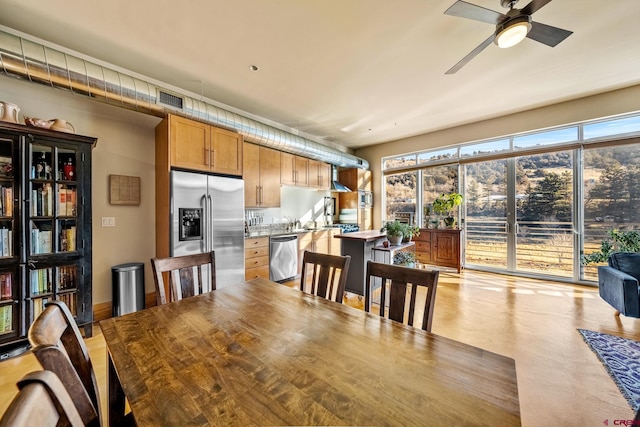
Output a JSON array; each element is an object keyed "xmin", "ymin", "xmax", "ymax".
[{"xmin": 0, "ymin": 121, "xmax": 94, "ymax": 360}]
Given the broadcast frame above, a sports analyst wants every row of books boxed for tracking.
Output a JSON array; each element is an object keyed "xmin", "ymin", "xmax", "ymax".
[
  {"xmin": 31, "ymin": 228, "xmax": 52, "ymax": 254},
  {"xmin": 31, "ymin": 268, "xmax": 53, "ymax": 295},
  {"xmin": 32, "ymin": 297, "xmax": 49, "ymax": 319},
  {"xmin": 0, "ymin": 228, "xmax": 12, "ymax": 257},
  {"xmin": 58, "ymin": 265, "xmax": 77, "ymax": 290},
  {"xmin": 0, "ymin": 273, "xmax": 12, "ymax": 300},
  {"xmin": 31, "ymin": 184, "xmax": 53, "ymax": 217},
  {"xmin": 0, "ymin": 305, "xmax": 12, "ymax": 334},
  {"xmin": 59, "ymin": 227, "xmax": 77, "ymax": 252},
  {"xmin": 31, "ymin": 186, "xmax": 77, "ymax": 217},
  {"xmin": 0, "ymin": 186, "xmax": 13, "ymax": 217},
  {"xmin": 58, "ymin": 188, "xmax": 77, "ymax": 216},
  {"xmin": 57, "ymin": 293, "xmax": 77, "ymax": 316}
]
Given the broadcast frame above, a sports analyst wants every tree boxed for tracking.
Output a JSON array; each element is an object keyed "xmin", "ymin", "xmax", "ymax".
[{"xmin": 520, "ymin": 172, "xmax": 572, "ymax": 222}]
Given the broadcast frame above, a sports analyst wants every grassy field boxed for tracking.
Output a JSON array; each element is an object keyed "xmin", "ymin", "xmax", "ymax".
[{"xmin": 466, "ymin": 239, "xmax": 602, "ymax": 281}]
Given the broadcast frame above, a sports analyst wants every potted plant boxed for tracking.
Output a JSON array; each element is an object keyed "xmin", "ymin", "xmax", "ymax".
[
  {"xmin": 403, "ymin": 225, "xmax": 421, "ymax": 242},
  {"xmin": 381, "ymin": 220, "xmax": 407, "ymax": 246},
  {"xmin": 393, "ymin": 250, "xmax": 416, "ymax": 267},
  {"xmin": 432, "ymin": 192, "xmax": 463, "ymax": 228},
  {"xmin": 581, "ymin": 229, "xmax": 640, "ymax": 265}
]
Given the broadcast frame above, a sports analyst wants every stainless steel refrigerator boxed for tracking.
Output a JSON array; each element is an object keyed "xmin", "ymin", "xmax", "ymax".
[{"xmin": 171, "ymin": 170, "xmax": 245, "ymax": 289}]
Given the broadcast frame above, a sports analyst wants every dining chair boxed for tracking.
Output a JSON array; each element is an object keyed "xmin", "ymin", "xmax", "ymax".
[
  {"xmin": 28, "ymin": 300, "xmax": 102, "ymax": 427},
  {"xmin": 151, "ymin": 251, "xmax": 216, "ymax": 305},
  {"xmin": 0, "ymin": 370, "xmax": 84, "ymax": 427},
  {"xmin": 28, "ymin": 300, "xmax": 135, "ymax": 427},
  {"xmin": 300, "ymin": 250, "xmax": 351, "ymax": 303},
  {"xmin": 365, "ymin": 261, "xmax": 439, "ymax": 332}
]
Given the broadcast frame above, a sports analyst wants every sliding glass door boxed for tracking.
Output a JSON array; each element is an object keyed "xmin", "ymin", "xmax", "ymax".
[
  {"xmin": 464, "ymin": 151, "xmax": 575, "ymax": 278},
  {"xmin": 465, "ymin": 160, "xmax": 508, "ymax": 269},
  {"xmin": 515, "ymin": 152, "xmax": 574, "ymax": 278}
]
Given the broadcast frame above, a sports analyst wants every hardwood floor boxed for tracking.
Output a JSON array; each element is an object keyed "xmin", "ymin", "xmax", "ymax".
[{"xmin": 1, "ymin": 270, "xmax": 637, "ymax": 426}]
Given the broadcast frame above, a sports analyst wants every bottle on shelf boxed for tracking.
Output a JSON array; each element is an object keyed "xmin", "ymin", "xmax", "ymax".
[
  {"xmin": 63, "ymin": 159, "xmax": 75, "ymax": 181},
  {"xmin": 35, "ymin": 153, "xmax": 48, "ymax": 179}
]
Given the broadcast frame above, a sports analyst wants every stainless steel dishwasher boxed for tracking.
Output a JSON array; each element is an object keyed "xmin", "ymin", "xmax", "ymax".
[{"xmin": 269, "ymin": 234, "xmax": 298, "ymax": 282}]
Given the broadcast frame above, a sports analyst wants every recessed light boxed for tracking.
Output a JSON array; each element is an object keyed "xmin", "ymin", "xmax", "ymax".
[{"xmin": 249, "ymin": 65, "xmax": 259, "ymax": 71}]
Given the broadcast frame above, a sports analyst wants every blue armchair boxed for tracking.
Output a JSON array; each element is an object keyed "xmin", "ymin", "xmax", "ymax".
[{"xmin": 598, "ymin": 252, "xmax": 640, "ymax": 317}]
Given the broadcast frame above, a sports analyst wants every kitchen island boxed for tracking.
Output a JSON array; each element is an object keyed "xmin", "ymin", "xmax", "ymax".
[{"xmin": 334, "ymin": 230, "xmax": 387, "ymax": 295}]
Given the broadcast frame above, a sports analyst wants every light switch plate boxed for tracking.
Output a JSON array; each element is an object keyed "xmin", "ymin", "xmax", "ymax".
[{"xmin": 101, "ymin": 217, "xmax": 116, "ymax": 227}]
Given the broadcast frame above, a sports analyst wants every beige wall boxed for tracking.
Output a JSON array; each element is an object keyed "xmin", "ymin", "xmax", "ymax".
[
  {"xmin": 355, "ymin": 84, "xmax": 640, "ymax": 229},
  {"xmin": 0, "ymin": 76, "xmax": 160, "ymax": 305}
]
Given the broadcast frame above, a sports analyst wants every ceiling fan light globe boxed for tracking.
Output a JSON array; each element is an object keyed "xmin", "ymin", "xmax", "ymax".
[{"xmin": 495, "ymin": 18, "xmax": 532, "ymax": 48}]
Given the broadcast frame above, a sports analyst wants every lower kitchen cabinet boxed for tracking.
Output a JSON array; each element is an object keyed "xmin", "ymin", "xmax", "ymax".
[
  {"xmin": 415, "ymin": 229, "xmax": 464, "ymax": 273},
  {"xmin": 245, "ymin": 237, "xmax": 269, "ymax": 280},
  {"xmin": 329, "ymin": 228, "xmax": 342, "ymax": 256},
  {"xmin": 297, "ymin": 231, "xmax": 332, "ymax": 275}
]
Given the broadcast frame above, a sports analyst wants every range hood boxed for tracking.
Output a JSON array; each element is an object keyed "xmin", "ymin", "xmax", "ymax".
[{"xmin": 330, "ymin": 166, "xmax": 351, "ymax": 192}]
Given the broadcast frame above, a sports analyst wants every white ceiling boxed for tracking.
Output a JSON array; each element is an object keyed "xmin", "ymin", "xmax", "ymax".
[{"xmin": 0, "ymin": 0, "xmax": 639, "ymax": 150}]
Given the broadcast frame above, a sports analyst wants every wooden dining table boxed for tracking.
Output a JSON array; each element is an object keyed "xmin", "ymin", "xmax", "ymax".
[{"xmin": 100, "ymin": 278, "xmax": 520, "ymax": 426}]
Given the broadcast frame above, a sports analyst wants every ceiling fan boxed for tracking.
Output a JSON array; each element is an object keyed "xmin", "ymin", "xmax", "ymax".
[{"xmin": 444, "ymin": 0, "xmax": 572, "ymax": 74}]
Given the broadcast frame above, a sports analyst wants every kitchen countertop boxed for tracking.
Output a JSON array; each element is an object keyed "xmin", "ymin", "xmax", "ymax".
[
  {"xmin": 333, "ymin": 230, "xmax": 386, "ymax": 242},
  {"xmin": 245, "ymin": 227, "xmax": 342, "ymax": 239}
]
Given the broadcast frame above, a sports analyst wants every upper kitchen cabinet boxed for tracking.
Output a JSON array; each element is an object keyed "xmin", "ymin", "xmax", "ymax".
[
  {"xmin": 163, "ymin": 114, "xmax": 243, "ymax": 176},
  {"xmin": 281, "ymin": 152, "xmax": 308, "ymax": 187},
  {"xmin": 339, "ymin": 168, "xmax": 372, "ymax": 192},
  {"xmin": 338, "ymin": 168, "xmax": 373, "ymax": 231},
  {"xmin": 308, "ymin": 159, "xmax": 331, "ymax": 190},
  {"xmin": 243, "ymin": 143, "xmax": 281, "ymax": 208}
]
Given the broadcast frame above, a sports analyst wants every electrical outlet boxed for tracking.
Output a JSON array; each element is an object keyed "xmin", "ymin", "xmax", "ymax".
[{"xmin": 101, "ymin": 217, "xmax": 116, "ymax": 227}]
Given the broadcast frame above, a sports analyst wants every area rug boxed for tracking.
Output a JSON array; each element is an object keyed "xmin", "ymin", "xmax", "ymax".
[{"xmin": 578, "ymin": 329, "xmax": 640, "ymax": 411}]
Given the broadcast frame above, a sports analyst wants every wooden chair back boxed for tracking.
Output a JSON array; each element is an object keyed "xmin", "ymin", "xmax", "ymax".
[
  {"xmin": 0, "ymin": 371, "xmax": 84, "ymax": 427},
  {"xmin": 365, "ymin": 261, "xmax": 439, "ymax": 332},
  {"xmin": 300, "ymin": 251, "xmax": 351, "ymax": 303},
  {"xmin": 151, "ymin": 251, "xmax": 216, "ymax": 305},
  {"xmin": 27, "ymin": 301, "xmax": 101, "ymax": 427}
]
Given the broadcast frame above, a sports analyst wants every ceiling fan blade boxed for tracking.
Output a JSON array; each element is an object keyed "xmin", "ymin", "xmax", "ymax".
[
  {"xmin": 444, "ymin": 0, "xmax": 506, "ymax": 25},
  {"xmin": 527, "ymin": 21, "xmax": 573, "ymax": 47},
  {"xmin": 520, "ymin": 0, "xmax": 553, "ymax": 16},
  {"xmin": 446, "ymin": 33, "xmax": 496, "ymax": 75}
]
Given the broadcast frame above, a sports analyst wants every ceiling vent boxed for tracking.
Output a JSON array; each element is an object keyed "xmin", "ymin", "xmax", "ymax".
[{"xmin": 157, "ymin": 90, "xmax": 184, "ymax": 110}]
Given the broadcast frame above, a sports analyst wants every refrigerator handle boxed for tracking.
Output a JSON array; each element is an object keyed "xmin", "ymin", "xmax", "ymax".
[
  {"xmin": 208, "ymin": 194, "xmax": 213, "ymax": 252},
  {"xmin": 201, "ymin": 194, "xmax": 208, "ymax": 253}
]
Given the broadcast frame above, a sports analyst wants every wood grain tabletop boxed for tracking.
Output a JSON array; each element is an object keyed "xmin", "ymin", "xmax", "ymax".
[{"xmin": 100, "ymin": 278, "xmax": 520, "ymax": 426}]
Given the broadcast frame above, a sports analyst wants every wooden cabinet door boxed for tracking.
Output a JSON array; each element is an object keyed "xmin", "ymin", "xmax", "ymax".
[
  {"xmin": 360, "ymin": 170, "xmax": 372, "ymax": 191},
  {"xmin": 281, "ymin": 153, "xmax": 308, "ymax": 187},
  {"xmin": 329, "ymin": 230, "xmax": 341, "ymax": 256},
  {"xmin": 294, "ymin": 156, "xmax": 308, "ymax": 186},
  {"xmin": 170, "ymin": 116, "xmax": 210, "ymax": 172},
  {"xmin": 307, "ymin": 159, "xmax": 321, "ymax": 187},
  {"xmin": 259, "ymin": 146, "xmax": 281, "ymax": 207},
  {"xmin": 359, "ymin": 208, "xmax": 372, "ymax": 231},
  {"xmin": 314, "ymin": 235, "xmax": 330, "ymax": 254},
  {"xmin": 339, "ymin": 169, "xmax": 358, "ymax": 192},
  {"xmin": 432, "ymin": 232, "xmax": 458, "ymax": 266},
  {"xmin": 308, "ymin": 160, "xmax": 331, "ymax": 190},
  {"xmin": 243, "ymin": 143, "xmax": 260, "ymax": 207},
  {"xmin": 280, "ymin": 152, "xmax": 296, "ymax": 186},
  {"xmin": 319, "ymin": 162, "xmax": 331, "ymax": 190},
  {"xmin": 211, "ymin": 127, "xmax": 242, "ymax": 176},
  {"xmin": 298, "ymin": 233, "xmax": 313, "ymax": 274}
]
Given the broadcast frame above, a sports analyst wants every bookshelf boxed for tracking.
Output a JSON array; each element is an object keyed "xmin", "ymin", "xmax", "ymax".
[{"xmin": 0, "ymin": 121, "xmax": 95, "ymax": 359}]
